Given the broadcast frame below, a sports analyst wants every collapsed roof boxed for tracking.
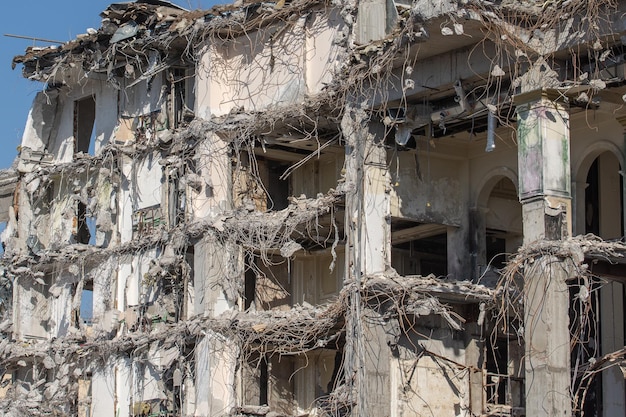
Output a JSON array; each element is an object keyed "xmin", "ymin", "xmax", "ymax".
[{"xmin": 12, "ymin": 0, "xmax": 326, "ymax": 83}]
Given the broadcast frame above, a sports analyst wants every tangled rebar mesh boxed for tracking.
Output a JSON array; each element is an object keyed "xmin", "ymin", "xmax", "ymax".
[
  {"xmin": 493, "ymin": 235, "xmax": 626, "ymax": 414},
  {"xmin": 3, "ymin": 0, "xmax": 626, "ymax": 415},
  {"xmin": 0, "ymin": 269, "xmax": 483, "ymax": 416}
]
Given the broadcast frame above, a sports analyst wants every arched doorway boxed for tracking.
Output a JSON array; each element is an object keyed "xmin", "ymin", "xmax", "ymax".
[
  {"xmin": 484, "ymin": 177, "xmax": 523, "ymax": 269},
  {"xmin": 584, "ymin": 152, "xmax": 623, "ymax": 238},
  {"xmin": 474, "ymin": 174, "xmax": 523, "ymax": 282},
  {"xmin": 578, "ymin": 150, "xmax": 625, "ymax": 416},
  {"xmin": 474, "ymin": 175, "xmax": 524, "ymax": 410}
]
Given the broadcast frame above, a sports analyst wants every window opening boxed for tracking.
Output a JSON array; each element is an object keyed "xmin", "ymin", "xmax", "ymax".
[
  {"xmin": 259, "ymin": 356, "xmax": 268, "ymax": 406},
  {"xmin": 74, "ymin": 96, "xmax": 96, "ymax": 155},
  {"xmin": 244, "ymin": 266, "xmax": 257, "ymax": 311},
  {"xmin": 0, "ymin": 222, "xmax": 6, "ymax": 255},
  {"xmin": 485, "ymin": 231, "xmax": 507, "ymax": 270},
  {"xmin": 80, "ymin": 281, "xmax": 94, "ymax": 327},
  {"xmin": 585, "ymin": 158, "xmax": 600, "ymax": 235},
  {"xmin": 570, "ymin": 281, "xmax": 601, "ymax": 415},
  {"xmin": 74, "ymin": 202, "xmax": 91, "ymax": 244},
  {"xmin": 86, "ymin": 217, "xmax": 97, "ymax": 246},
  {"xmin": 266, "ymin": 160, "xmax": 290, "ymax": 210},
  {"xmin": 391, "ymin": 219, "xmax": 447, "ymax": 277},
  {"xmin": 169, "ymin": 67, "xmax": 194, "ymax": 128}
]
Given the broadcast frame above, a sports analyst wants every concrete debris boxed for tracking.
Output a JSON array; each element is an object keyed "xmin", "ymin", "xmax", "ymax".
[{"xmin": 2, "ymin": 0, "xmax": 626, "ymax": 416}]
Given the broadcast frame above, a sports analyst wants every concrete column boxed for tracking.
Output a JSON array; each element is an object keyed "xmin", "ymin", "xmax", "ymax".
[
  {"xmin": 469, "ymin": 206, "xmax": 488, "ymax": 280},
  {"xmin": 515, "ymin": 89, "xmax": 572, "ymax": 242},
  {"xmin": 514, "ymin": 89, "xmax": 572, "ymax": 417},
  {"xmin": 448, "ymin": 159, "xmax": 471, "ymax": 280},
  {"xmin": 341, "ymin": 106, "xmax": 391, "ymax": 417},
  {"xmin": 342, "ymin": 106, "xmax": 391, "ymax": 277}
]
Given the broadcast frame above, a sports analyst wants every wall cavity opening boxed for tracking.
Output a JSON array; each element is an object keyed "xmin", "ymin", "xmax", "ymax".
[
  {"xmin": 133, "ymin": 205, "xmax": 164, "ymax": 238},
  {"xmin": 169, "ymin": 67, "xmax": 195, "ymax": 128},
  {"xmin": 266, "ymin": 160, "xmax": 290, "ymax": 211},
  {"xmin": 391, "ymin": 219, "xmax": 448, "ymax": 277},
  {"xmin": 80, "ymin": 281, "xmax": 94, "ymax": 327},
  {"xmin": 244, "ymin": 263, "xmax": 257, "ymax": 311},
  {"xmin": 485, "ymin": 230, "xmax": 507, "ymax": 270},
  {"xmin": 582, "ymin": 151, "xmax": 625, "ymax": 415},
  {"xmin": 484, "ymin": 337, "xmax": 524, "ymax": 410},
  {"xmin": 74, "ymin": 95, "xmax": 96, "ymax": 155},
  {"xmin": 0, "ymin": 221, "xmax": 6, "ymax": 255},
  {"xmin": 74, "ymin": 202, "xmax": 91, "ymax": 244},
  {"xmin": 584, "ymin": 153, "xmax": 624, "ymax": 238},
  {"xmin": 478, "ymin": 176, "xmax": 522, "ymax": 282}
]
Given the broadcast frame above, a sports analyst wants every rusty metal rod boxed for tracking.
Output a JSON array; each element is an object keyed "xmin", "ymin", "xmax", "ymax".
[{"xmin": 4, "ymin": 34, "xmax": 64, "ymax": 44}]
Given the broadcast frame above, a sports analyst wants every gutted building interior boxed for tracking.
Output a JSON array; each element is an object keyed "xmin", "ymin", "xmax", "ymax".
[{"xmin": 2, "ymin": 0, "xmax": 626, "ymax": 416}]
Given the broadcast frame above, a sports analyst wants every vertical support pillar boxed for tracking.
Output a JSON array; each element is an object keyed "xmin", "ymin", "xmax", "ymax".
[
  {"xmin": 341, "ymin": 105, "xmax": 391, "ymax": 417},
  {"xmin": 341, "ymin": 105, "xmax": 391, "ymax": 278},
  {"xmin": 469, "ymin": 207, "xmax": 488, "ymax": 280},
  {"xmin": 514, "ymin": 89, "xmax": 572, "ymax": 417},
  {"xmin": 515, "ymin": 89, "xmax": 572, "ymax": 243},
  {"xmin": 448, "ymin": 160, "xmax": 471, "ymax": 280}
]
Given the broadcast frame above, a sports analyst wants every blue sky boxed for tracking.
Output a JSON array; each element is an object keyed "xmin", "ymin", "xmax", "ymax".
[{"xmin": 0, "ymin": 0, "xmax": 218, "ymax": 170}]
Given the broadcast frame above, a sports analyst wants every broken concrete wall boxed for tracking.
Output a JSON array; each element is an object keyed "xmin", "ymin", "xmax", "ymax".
[
  {"xmin": 132, "ymin": 344, "xmax": 168, "ymax": 408},
  {"xmin": 194, "ymin": 237, "xmax": 239, "ymax": 317},
  {"xmin": 191, "ymin": 133, "xmax": 233, "ymax": 219},
  {"xmin": 197, "ymin": 20, "xmax": 306, "ymax": 117},
  {"xmin": 34, "ymin": 75, "xmax": 118, "ymax": 162},
  {"xmin": 7, "ymin": 1, "xmax": 626, "ymax": 416},
  {"xmin": 305, "ymin": 9, "xmax": 346, "ymax": 96},
  {"xmin": 392, "ymin": 313, "xmax": 473, "ymax": 416},
  {"xmin": 91, "ymin": 258, "xmax": 116, "ymax": 332},
  {"xmin": 16, "ymin": 165, "xmax": 116, "ymax": 251},
  {"xmin": 292, "ymin": 250, "xmax": 344, "ymax": 306},
  {"xmin": 120, "ymin": 73, "xmax": 166, "ymax": 119},
  {"xmin": 134, "ymin": 151, "xmax": 163, "ymax": 211},
  {"xmin": 292, "ymin": 153, "xmax": 344, "ymax": 198},
  {"xmin": 255, "ymin": 258, "xmax": 291, "ymax": 311},
  {"xmin": 118, "ymin": 151, "xmax": 165, "ymax": 244},
  {"xmin": 19, "ymin": 90, "xmax": 60, "ymax": 158},
  {"xmin": 13, "ymin": 273, "xmax": 51, "ymax": 340},
  {"xmin": 48, "ymin": 177, "xmax": 83, "ymax": 248},
  {"xmin": 92, "ymin": 356, "xmax": 132, "ymax": 417},
  {"xmin": 293, "ymin": 349, "xmax": 339, "ymax": 414},
  {"xmin": 389, "ymin": 150, "xmax": 463, "ymax": 225},
  {"xmin": 49, "ymin": 271, "xmax": 77, "ymax": 337},
  {"xmin": 195, "ymin": 332, "xmax": 238, "ymax": 416},
  {"xmin": 196, "ymin": 6, "xmax": 343, "ymax": 118}
]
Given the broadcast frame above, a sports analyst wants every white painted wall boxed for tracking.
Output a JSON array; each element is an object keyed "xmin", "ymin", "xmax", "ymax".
[
  {"xmin": 196, "ymin": 9, "xmax": 342, "ymax": 118},
  {"xmin": 194, "ymin": 333, "xmax": 238, "ymax": 416},
  {"xmin": 190, "ymin": 134, "xmax": 232, "ymax": 219},
  {"xmin": 391, "ymin": 333, "xmax": 469, "ymax": 417},
  {"xmin": 91, "ymin": 359, "xmax": 117, "ymax": 417},
  {"xmin": 134, "ymin": 151, "xmax": 163, "ymax": 210}
]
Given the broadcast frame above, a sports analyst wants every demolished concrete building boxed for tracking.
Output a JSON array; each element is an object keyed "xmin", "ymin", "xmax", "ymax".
[{"xmin": 2, "ymin": 0, "xmax": 626, "ymax": 415}]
